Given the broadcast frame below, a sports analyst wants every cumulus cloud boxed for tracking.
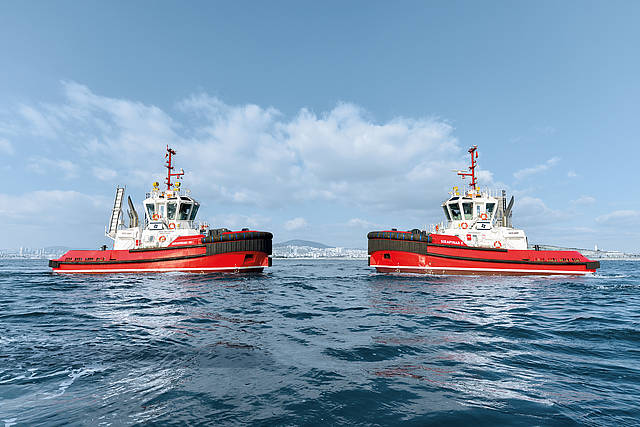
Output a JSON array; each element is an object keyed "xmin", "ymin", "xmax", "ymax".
[
  {"xmin": 0, "ymin": 190, "xmax": 113, "ymax": 248},
  {"xmin": 0, "ymin": 138, "xmax": 14, "ymax": 155},
  {"xmin": 18, "ymin": 104, "xmax": 61, "ymax": 138},
  {"xmin": 595, "ymin": 210, "xmax": 640, "ymax": 225},
  {"xmin": 284, "ymin": 217, "xmax": 308, "ymax": 231},
  {"xmin": 571, "ymin": 195, "xmax": 596, "ymax": 205},
  {"xmin": 27, "ymin": 157, "xmax": 79, "ymax": 179},
  {"xmin": 347, "ymin": 218, "xmax": 377, "ymax": 228},
  {"xmin": 6, "ymin": 82, "xmax": 468, "ymax": 212},
  {"xmin": 512, "ymin": 196, "xmax": 568, "ymax": 226},
  {"xmin": 513, "ymin": 157, "xmax": 560, "ymax": 180},
  {"xmin": 0, "ymin": 190, "xmax": 108, "ymax": 223},
  {"xmin": 207, "ymin": 213, "xmax": 271, "ymax": 230},
  {"xmin": 567, "ymin": 171, "xmax": 578, "ymax": 178},
  {"xmin": 0, "ymin": 82, "xmax": 498, "ymax": 246},
  {"xmin": 92, "ymin": 167, "xmax": 118, "ymax": 181}
]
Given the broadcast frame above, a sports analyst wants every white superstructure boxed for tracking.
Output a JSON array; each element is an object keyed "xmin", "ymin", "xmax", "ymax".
[
  {"xmin": 430, "ymin": 146, "xmax": 528, "ymax": 250},
  {"xmin": 106, "ymin": 146, "xmax": 207, "ymax": 250}
]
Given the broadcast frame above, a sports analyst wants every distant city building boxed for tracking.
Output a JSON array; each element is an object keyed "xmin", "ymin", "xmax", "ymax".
[
  {"xmin": 273, "ymin": 245, "xmax": 367, "ymax": 259},
  {"xmin": 0, "ymin": 247, "xmax": 69, "ymax": 260},
  {"xmin": 529, "ymin": 244, "xmax": 639, "ymax": 261}
]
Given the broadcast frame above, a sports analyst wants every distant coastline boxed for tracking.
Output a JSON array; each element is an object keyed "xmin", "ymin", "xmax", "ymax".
[{"xmin": 2, "ymin": 241, "xmax": 639, "ymax": 261}]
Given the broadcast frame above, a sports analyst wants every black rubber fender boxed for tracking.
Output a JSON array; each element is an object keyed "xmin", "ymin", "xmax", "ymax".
[{"xmin": 202, "ymin": 231, "xmax": 273, "ymax": 244}]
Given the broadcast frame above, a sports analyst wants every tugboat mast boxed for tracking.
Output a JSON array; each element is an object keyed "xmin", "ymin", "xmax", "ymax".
[
  {"xmin": 457, "ymin": 145, "xmax": 479, "ymax": 191},
  {"xmin": 164, "ymin": 145, "xmax": 184, "ymax": 190}
]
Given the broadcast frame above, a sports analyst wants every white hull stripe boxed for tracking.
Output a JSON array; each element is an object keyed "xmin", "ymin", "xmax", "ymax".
[
  {"xmin": 370, "ymin": 264, "xmax": 590, "ymax": 275},
  {"xmin": 53, "ymin": 266, "xmax": 264, "ymax": 273}
]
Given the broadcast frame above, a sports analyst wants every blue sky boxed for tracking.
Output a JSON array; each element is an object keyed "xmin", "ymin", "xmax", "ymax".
[{"xmin": 1, "ymin": 1, "xmax": 638, "ymax": 251}]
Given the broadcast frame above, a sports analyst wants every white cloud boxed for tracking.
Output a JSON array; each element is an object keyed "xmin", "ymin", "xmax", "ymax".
[
  {"xmin": 9, "ymin": 84, "xmax": 467, "ymax": 212},
  {"xmin": 0, "ymin": 190, "xmax": 113, "ymax": 248},
  {"xmin": 0, "ymin": 190, "xmax": 108, "ymax": 223},
  {"xmin": 18, "ymin": 104, "xmax": 61, "ymax": 138},
  {"xmin": 92, "ymin": 167, "xmax": 118, "ymax": 181},
  {"xmin": 567, "ymin": 171, "xmax": 578, "ymax": 178},
  {"xmin": 206, "ymin": 213, "xmax": 270, "ymax": 230},
  {"xmin": 0, "ymin": 138, "xmax": 14, "ymax": 155},
  {"xmin": 512, "ymin": 196, "xmax": 568, "ymax": 226},
  {"xmin": 3, "ymin": 82, "xmax": 500, "ymax": 246},
  {"xmin": 595, "ymin": 210, "xmax": 640, "ymax": 225},
  {"xmin": 513, "ymin": 157, "xmax": 560, "ymax": 180},
  {"xmin": 27, "ymin": 157, "xmax": 79, "ymax": 179},
  {"xmin": 347, "ymin": 218, "xmax": 376, "ymax": 228},
  {"xmin": 284, "ymin": 217, "xmax": 308, "ymax": 231},
  {"xmin": 571, "ymin": 195, "xmax": 596, "ymax": 205},
  {"xmin": 534, "ymin": 125, "xmax": 556, "ymax": 136}
]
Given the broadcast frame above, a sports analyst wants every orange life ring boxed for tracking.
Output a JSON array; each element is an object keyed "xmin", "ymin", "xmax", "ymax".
[
  {"xmin": 159, "ymin": 235, "xmax": 167, "ymax": 243},
  {"xmin": 168, "ymin": 223, "xmax": 176, "ymax": 230},
  {"xmin": 461, "ymin": 222, "xmax": 468, "ymax": 229},
  {"xmin": 493, "ymin": 240, "xmax": 502, "ymax": 248},
  {"xmin": 480, "ymin": 213, "xmax": 488, "ymax": 220},
  {"xmin": 152, "ymin": 213, "xmax": 159, "ymax": 221}
]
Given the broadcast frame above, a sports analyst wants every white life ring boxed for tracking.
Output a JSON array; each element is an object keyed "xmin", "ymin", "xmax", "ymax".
[{"xmin": 461, "ymin": 222, "xmax": 468, "ymax": 229}]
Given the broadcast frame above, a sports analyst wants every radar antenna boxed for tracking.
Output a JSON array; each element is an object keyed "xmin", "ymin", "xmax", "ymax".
[
  {"xmin": 164, "ymin": 145, "xmax": 184, "ymax": 190},
  {"xmin": 456, "ymin": 145, "xmax": 479, "ymax": 190}
]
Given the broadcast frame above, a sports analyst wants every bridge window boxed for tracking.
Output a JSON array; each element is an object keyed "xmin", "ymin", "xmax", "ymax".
[
  {"xmin": 462, "ymin": 202, "xmax": 473, "ymax": 220},
  {"xmin": 167, "ymin": 202, "xmax": 177, "ymax": 220},
  {"xmin": 179, "ymin": 202, "xmax": 192, "ymax": 220},
  {"xmin": 475, "ymin": 203, "xmax": 483, "ymax": 217},
  {"xmin": 146, "ymin": 203, "xmax": 155, "ymax": 220},
  {"xmin": 189, "ymin": 203, "xmax": 200, "ymax": 220},
  {"xmin": 449, "ymin": 203, "xmax": 462, "ymax": 220},
  {"xmin": 442, "ymin": 206, "xmax": 451, "ymax": 221},
  {"xmin": 486, "ymin": 202, "xmax": 496, "ymax": 218}
]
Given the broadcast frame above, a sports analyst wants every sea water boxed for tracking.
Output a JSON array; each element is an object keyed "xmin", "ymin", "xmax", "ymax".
[{"xmin": 1, "ymin": 259, "xmax": 639, "ymax": 425}]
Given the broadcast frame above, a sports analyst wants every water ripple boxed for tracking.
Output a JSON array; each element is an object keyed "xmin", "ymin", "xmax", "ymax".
[{"xmin": 1, "ymin": 259, "xmax": 639, "ymax": 425}]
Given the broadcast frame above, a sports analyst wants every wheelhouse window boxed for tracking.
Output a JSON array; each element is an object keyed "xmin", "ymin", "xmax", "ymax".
[
  {"xmin": 475, "ymin": 203, "xmax": 483, "ymax": 217},
  {"xmin": 486, "ymin": 202, "xmax": 496, "ymax": 218},
  {"xmin": 146, "ymin": 203, "xmax": 155, "ymax": 220},
  {"xmin": 449, "ymin": 203, "xmax": 462, "ymax": 220},
  {"xmin": 167, "ymin": 202, "xmax": 177, "ymax": 220},
  {"xmin": 442, "ymin": 205, "xmax": 451, "ymax": 221},
  {"xmin": 189, "ymin": 203, "xmax": 200, "ymax": 220},
  {"xmin": 179, "ymin": 203, "xmax": 192, "ymax": 220},
  {"xmin": 462, "ymin": 202, "xmax": 473, "ymax": 220},
  {"xmin": 158, "ymin": 203, "xmax": 166, "ymax": 218}
]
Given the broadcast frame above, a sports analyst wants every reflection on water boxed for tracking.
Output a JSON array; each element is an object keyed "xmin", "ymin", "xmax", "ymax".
[{"xmin": 0, "ymin": 259, "xmax": 639, "ymax": 425}]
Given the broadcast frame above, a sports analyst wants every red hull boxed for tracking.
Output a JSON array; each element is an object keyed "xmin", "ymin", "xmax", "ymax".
[
  {"xmin": 368, "ymin": 233, "xmax": 599, "ymax": 276},
  {"xmin": 50, "ymin": 235, "xmax": 272, "ymax": 273},
  {"xmin": 50, "ymin": 230, "xmax": 273, "ymax": 273}
]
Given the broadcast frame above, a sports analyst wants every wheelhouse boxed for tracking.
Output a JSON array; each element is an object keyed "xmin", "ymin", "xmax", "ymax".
[
  {"xmin": 144, "ymin": 195, "xmax": 200, "ymax": 224},
  {"xmin": 441, "ymin": 197, "xmax": 497, "ymax": 224}
]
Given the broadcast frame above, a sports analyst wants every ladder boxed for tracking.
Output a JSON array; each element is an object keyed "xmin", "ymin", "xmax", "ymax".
[{"xmin": 107, "ymin": 187, "xmax": 125, "ymax": 238}]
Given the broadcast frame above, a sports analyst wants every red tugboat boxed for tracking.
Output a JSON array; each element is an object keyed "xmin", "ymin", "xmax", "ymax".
[
  {"xmin": 368, "ymin": 146, "xmax": 600, "ymax": 276},
  {"xmin": 49, "ymin": 146, "xmax": 272, "ymax": 273}
]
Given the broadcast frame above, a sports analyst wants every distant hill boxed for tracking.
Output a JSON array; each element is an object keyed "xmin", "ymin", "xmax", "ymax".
[{"xmin": 273, "ymin": 239, "xmax": 330, "ymax": 249}]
